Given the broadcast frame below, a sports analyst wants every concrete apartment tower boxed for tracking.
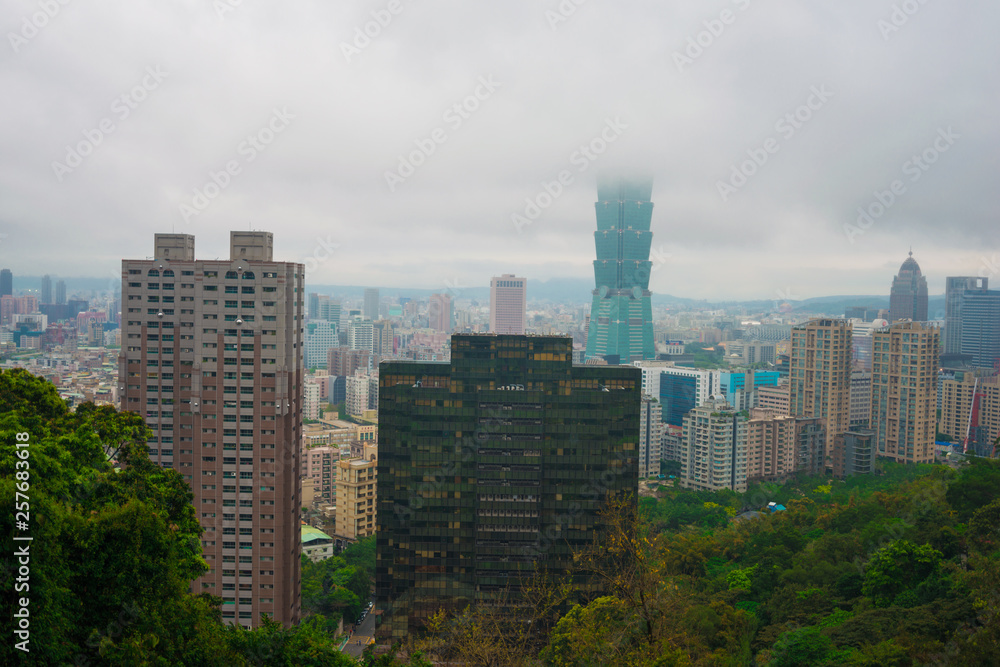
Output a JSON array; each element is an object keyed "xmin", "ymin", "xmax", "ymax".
[
  {"xmin": 789, "ymin": 319, "xmax": 852, "ymax": 466},
  {"xmin": 120, "ymin": 232, "xmax": 303, "ymax": 628},
  {"xmin": 870, "ymin": 321, "xmax": 940, "ymax": 463},
  {"xmin": 489, "ymin": 274, "xmax": 526, "ymax": 334}
]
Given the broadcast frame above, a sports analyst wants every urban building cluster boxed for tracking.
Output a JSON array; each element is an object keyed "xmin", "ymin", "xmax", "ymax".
[{"xmin": 1, "ymin": 178, "xmax": 996, "ymax": 645}]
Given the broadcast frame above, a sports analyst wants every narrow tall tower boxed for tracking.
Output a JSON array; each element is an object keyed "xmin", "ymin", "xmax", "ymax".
[
  {"xmin": 584, "ymin": 175, "xmax": 655, "ymax": 363},
  {"xmin": 120, "ymin": 232, "xmax": 303, "ymax": 629},
  {"xmin": 889, "ymin": 250, "xmax": 928, "ymax": 322}
]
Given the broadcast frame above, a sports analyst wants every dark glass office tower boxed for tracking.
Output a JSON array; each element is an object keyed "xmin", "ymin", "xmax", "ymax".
[
  {"xmin": 376, "ymin": 334, "xmax": 639, "ymax": 641},
  {"xmin": 585, "ymin": 176, "xmax": 656, "ymax": 362}
]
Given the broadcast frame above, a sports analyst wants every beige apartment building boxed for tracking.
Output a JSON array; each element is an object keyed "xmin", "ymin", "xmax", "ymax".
[
  {"xmin": 335, "ymin": 442, "xmax": 377, "ymax": 541},
  {"xmin": 757, "ymin": 383, "xmax": 790, "ymax": 416},
  {"xmin": 746, "ymin": 413, "xmax": 825, "ymax": 482},
  {"xmin": 119, "ymin": 232, "xmax": 303, "ymax": 628},
  {"xmin": 871, "ymin": 321, "xmax": 939, "ymax": 464},
  {"xmin": 940, "ymin": 372, "xmax": 1000, "ymax": 456},
  {"xmin": 789, "ymin": 319, "xmax": 852, "ymax": 465}
]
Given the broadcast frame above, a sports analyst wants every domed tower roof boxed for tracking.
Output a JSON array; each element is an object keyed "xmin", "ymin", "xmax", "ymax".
[{"xmin": 899, "ymin": 250, "xmax": 922, "ymax": 275}]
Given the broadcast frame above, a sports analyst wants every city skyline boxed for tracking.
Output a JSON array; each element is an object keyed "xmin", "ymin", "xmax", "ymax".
[{"xmin": 1, "ymin": 2, "xmax": 997, "ymax": 299}]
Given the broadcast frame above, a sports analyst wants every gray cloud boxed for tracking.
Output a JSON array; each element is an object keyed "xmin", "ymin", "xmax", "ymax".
[{"xmin": 1, "ymin": 0, "xmax": 997, "ymax": 300}]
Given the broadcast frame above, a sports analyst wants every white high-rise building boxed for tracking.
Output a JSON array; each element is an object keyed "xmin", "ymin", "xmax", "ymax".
[
  {"xmin": 489, "ymin": 274, "xmax": 526, "ymax": 334},
  {"xmin": 304, "ymin": 320, "xmax": 338, "ymax": 369},
  {"xmin": 349, "ymin": 318, "xmax": 374, "ymax": 354},
  {"xmin": 680, "ymin": 397, "xmax": 748, "ymax": 492}
]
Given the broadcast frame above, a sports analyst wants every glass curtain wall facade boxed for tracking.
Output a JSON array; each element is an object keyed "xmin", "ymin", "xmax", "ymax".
[
  {"xmin": 585, "ymin": 176, "xmax": 655, "ymax": 363},
  {"xmin": 376, "ymin": 334, "xmax": 639, "ymax": 640}
]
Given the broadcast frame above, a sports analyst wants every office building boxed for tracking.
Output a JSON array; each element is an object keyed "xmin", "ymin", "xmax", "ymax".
[
  {"xmin": 335, "ymin": 442, "xmax": 377, "ymax": 542},
  {"xmin": 789, "ymin": 319, "xmax": 852, "ymax": 464},
  {"xmin": 41, "ymin": 274, "xmax": 52, "ymax": 304},
  {"xmin": 376, "ymin": 334, "xmax": 639, "ymax": 640},
  {"xmin": 55, "ymin": 279, "xmax": 66, "ymax": 305},
  {"xmin": 304, "ymin": 320, "xmax": 339, "ymax": 369},
  {"xmin": 659, "ymin": 366, "xmax": 717, "ymax": 427},
  {"xmin": 943, "ymin": 277, "xmax": 1000, "ymax": 368},
  {"xmin": 889, "ymin": 250, "xmax": 929, "ymax": 323},
  {"xmin": 0, "ymin": 268, "xmax": 11, "ymax": 297},
  {"xmin": 631, "ymin": 359, "xmax": 675, "ymax": 398},
  {"xmin": 639, "ymin": 395, "xmax": 664, "ymax": 477},
  {"xmin": 364, "ymin": 288, "xmax": 380, "ymax": 321},
  {"xmin": 584, "ymin": 175, "xmax": 655, "ymax": 363},
  {"xmin": 832, "ymin": 429, "xmax": 877, "ymax": 478},
  {"xmin": 489, "ymin": 274, "xmax": 526, "ymax": 335},
  {"xmin": 312, "ymin": 295, "xmax": 341, "ymax": 325},
  {"xmin": 428, "ymin": 293, "xmax": 453, "ymax": 333},
  {"xmin": 870, "ymin": 321, "xmax": 939, "ymax": 464},
  {"xmin": 119, "ymin": 232, "xmax": 302, "ymax": 629},
  {"xmin": 717, "ymin": 370, "xmax": 780, "ymax": 411},
  {"xmin": 679, "ymin": 397, "xmax": 748, "ymax": 492},
  {"xmin": 746, "ymin": 414, "xmax": 824, "ymax": 482},
  {"xmin": 940, "ymin": 372, "xmax": 1000, "ymax": 457}
]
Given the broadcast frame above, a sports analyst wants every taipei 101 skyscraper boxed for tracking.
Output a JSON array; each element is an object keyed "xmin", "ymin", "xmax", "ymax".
[{"xmin": 584, "ymin": 175, "xmax": 656, "ymax": 363}]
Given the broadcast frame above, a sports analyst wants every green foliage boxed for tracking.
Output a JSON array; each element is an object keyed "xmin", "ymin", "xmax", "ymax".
[
  {"xmin": 727, "ymin": 564, "xmax": 757, "ymax": 592},
  {"xmin": 767, "ymin": 626, "xmax": 835, "ymax": 667},
  {"xmin": 861, "ymin": 540, "xmax": 943, "ymax": 608},
  {"xmin": 946, "ymin": 457, "xmax": 1000, "ymax": 519}
]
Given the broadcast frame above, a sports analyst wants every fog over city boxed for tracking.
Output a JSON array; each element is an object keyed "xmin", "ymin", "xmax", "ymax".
[{"xmin": 1, "ymin": 0, "xmax": 997, "ymax": 298}]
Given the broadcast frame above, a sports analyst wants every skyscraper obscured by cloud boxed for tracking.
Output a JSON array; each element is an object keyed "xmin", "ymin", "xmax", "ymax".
[{"xmin": 585, "ymin": 175, "xmax": 655, "ymax": 363}]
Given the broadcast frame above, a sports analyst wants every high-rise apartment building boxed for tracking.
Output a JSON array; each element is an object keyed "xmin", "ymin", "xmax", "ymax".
[
  {"xmin": 373, "ymin": 319, "xmax": 395, "ymax": 356},
  {"xmin": 364, "ymin": 288, "xmax": 380, "ymax": 321},
  {"xmin": 746, "ymin": 414, "xmax": 824, "ymax": 482},
  {"xmin": 889, "ymin": 251, "xmax": 929, "ymax": 322},
  {"xmin": 40, "ymin": 274, "xmax": 52, "ymax": 304},
  {"xmin": 428, "ymin": 293, "xmax": 453, "ymax": 333},
  {"xmin": 376, "ymin": 334, "xmax": 639, "ymax": 640},
  {"xmin": 349, "ymin": 318, "xmax": 374, "ymax": 354},
  {"xmin": 304, "ymin": 379, "xmax": 321, "ymax": 420},
  {"xmin": 119, "ymin": 232, "xmax": 303, "ymax": 629},
  {"xmin": 639, "ymin": 395, "xmax": 663, "ymax": 477},
  {"xmin": 327, "ymin": 347, "xmax": 374, "ymax": 377},
  {"xmin": 0, "ymin": 268, "xmax": 12, "ymax": 297},
  {"xmin": 789, "ymin": 319, "xmax": 852, "ymax": 465},
  {"xmin": 757, "ymin": 383, "xmax": 791, "ymax": 416},
  {"xmin": 585, "ymin": 176, "xmax": 655, "ymax": 363},
  {"xmin": 489, "ymin": 274, "xmax": 526, "ymax": 335},
  {"xmin": 940, "ymin": 372, "xmax": 1000, "ymax": 457},
  {"xmin": 679, "ymin": 397, "xmax": 748, "ymax": 492},
  {"xmin": 850, "ymin": 368, "xmax": 872, "ymax": 428},
  {"xmin": 832, "ymin": 429, "xmax": 877, "ymax": 478},
  {"xmin": 55, "ymin": 279, "xmax": 66, "ymax": 305},
  {"xmin": 870, "ymin": 321, "xmax": 939, "ymax": 464},
  {"xmin": 335, "ymin": 442, "xmax": 377, "ymax": 542}
]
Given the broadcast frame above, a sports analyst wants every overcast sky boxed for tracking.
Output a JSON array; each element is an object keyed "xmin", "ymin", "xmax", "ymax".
[{"xmin": 1, "ymin": 0, "xmax": 997, "ymax": 300}]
